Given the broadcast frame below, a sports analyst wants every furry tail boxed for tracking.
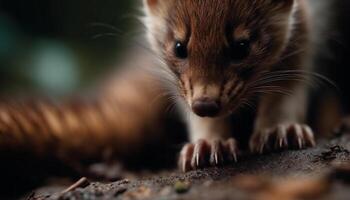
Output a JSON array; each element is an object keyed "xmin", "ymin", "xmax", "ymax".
[{"xmin": 0, "ymin": 69, "xmax": 167, "ymax": 161}]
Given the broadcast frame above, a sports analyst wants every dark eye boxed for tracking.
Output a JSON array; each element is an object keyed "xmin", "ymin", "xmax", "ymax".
[
  {"xmin": 174, "ymin": 41, "xmax": 188, "ymax": 59},
  {"xmin": 231, "ymin": 40, "xmax": 250, "ymax": 62}
]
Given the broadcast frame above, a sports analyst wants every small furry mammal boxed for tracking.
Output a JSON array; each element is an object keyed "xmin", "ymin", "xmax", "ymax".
[
  {"xmin": 0, "ymin": 0, "xmax": 318, "ymax": 172},
  {"xmin": 144, "ymin": 0, "xmax": 315, "ymax": 171}
]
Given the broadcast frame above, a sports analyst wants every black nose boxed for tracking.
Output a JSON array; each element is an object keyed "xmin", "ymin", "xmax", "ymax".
[{"xmin": 192, "ymin": 98, "xmax": 221, "ymax": 117}]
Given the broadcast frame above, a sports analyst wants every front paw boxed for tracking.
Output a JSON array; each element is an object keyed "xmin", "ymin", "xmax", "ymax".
[
  {"xmin": 178, "ymin": 138, "xmax": 238, "ymax": 172},
  {"xmin": 250, "ymin": 123, "xmax": 316, "ymax": 154}
]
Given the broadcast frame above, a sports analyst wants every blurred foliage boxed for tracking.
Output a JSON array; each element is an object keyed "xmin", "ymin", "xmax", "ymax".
[{"xmin": 0, "ymin": 0, "xmax": 139, "ymax": 96}]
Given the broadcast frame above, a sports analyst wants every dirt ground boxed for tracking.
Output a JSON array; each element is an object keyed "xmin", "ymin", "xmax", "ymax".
[{"xmin": 24, "ymin": 131, "xmax": 350, "ymax": 200}]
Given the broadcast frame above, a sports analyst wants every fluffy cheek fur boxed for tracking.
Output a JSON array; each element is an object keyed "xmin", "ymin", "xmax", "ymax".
[{"xmin": 142, "ymin": 0, "xmax": 173, "ymax": 55}]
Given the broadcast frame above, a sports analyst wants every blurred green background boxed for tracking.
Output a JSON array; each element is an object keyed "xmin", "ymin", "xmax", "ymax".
[{"xmin": 0, "ymin": 0, "xmax": 138, "ymax": 96}]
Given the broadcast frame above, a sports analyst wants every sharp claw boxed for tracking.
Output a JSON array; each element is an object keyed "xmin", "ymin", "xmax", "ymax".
[
  {"xmin": 279, "ymin": 138, "xmax": 283, "ymax": 148},
  {"xmin": 259, "ymin": 144, "xmax": 264, "ymax": 154},
  {"xmin": 311, "ymin": 139, "xmax": 316, "ymax": 147},
  {"xmin": 252, "ymin": 124, "xmax": 315, "ymax": 154},
  {"xmin": 307, "ymin": 137, "xmax": 316, "ymax": 147},
  {"xmin": 233, "ymin": 153, "xmax": 238, "ymax": 163},
  {"xmin": 195, "ymin": 153, "xmax": 199, "ymax": 167},
  {"xmin": 284, "ymin": 138, "xmax": 289, "ymax": 147},
  {"xmin": 182, "ymin": 158, "xmax": 186, "ymax": 172},
  {"xmin": 298, "ymin": 138, "xmax": 303, "ymax": 149},
  {"xmin": 303, "ymin": 126, "xmax": 316, "ymax": 147},
  {"xmin": 214, "ymin": 153, "xmax": 219, "ymax": 165}
]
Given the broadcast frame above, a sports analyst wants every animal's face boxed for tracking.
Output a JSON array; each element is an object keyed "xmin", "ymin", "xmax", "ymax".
[{"xmin": 144, "ymin": 0, "xmax": 296, "ymax": 117}]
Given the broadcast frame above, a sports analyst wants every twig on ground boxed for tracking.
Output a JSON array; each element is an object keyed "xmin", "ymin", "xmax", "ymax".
[{"xmin": 60, "ymin": 177, "xmax": 90, "ymax": 195}]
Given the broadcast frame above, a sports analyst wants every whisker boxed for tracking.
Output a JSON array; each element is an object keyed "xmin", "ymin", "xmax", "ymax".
[
  {"xmin": 165, "ymin": 101, "xmax": 177, "ymax": 114},
  {"xmin": 246, "ymin": 84, "xmax": 295, "ymax": 97},
  {"xmin": 92, "ymin": 33, "xmax": 120, "ymax": 40},
  {"xmin": 249, "ymin": 70, "xmax": 337, "ymax": 91},
  {"xmin": 252, "ymin": 89, "xmax": 293, "ymax": 97},
  {"xmin": 89, "ymin": 22, "xmax": 172, "ymax": 72},
  {"xmin": 279, "ymin": 48, "xmax": 307, "ymax": 61},
  {"xmin": 89, "ymin": 22, "xmax": 123, "ymax": 33},
  {"xmin": 240, "ymin": 98, "xmax": 257, "ymax": 111},
  {"xmin": 251, "ymin": 78, "xmax": 318, "ymax": 89}
]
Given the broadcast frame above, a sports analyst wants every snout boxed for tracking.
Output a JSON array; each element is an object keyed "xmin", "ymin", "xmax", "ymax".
[{"xmin": 192, "ymin": 97, "xmax": 221, "ymax": 117}]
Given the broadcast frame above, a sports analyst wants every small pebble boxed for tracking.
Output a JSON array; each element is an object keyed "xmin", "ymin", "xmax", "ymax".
[{"xmin": 174, "ymin": 181, "xmax": 191, "ymax": 194}]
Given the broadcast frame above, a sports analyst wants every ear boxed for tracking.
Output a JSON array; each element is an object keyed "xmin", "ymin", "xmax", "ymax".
[{"xmin": 143, "ymin": 0, "xmax": 159, "ymax": 12}]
